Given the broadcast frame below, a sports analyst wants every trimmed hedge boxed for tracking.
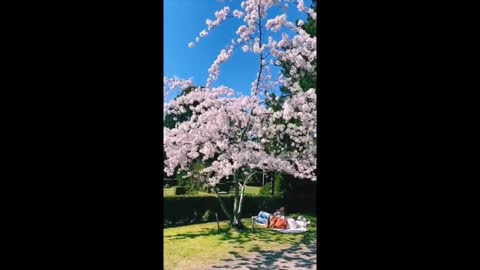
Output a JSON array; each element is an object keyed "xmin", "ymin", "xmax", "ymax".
[
  {"xmin": 164, "ymin": 195, "xmax": 284, "ymax": 227},
  {"xmin": 174, "ymin": 186, "xmax": 187, "ymax": 195}
]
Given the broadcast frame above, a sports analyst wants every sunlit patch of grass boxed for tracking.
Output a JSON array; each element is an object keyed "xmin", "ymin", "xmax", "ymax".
[
  {"xmin": 244, "ymin": 186, "xmax": 261, "ymax": 194},
  {"xmin": 163, "ymin": 188, "xmax": 174, "ymax": 196},
  {"xmin": 164, "ymin": 185, "xmax": 261, "ymax": 197},
  {"xmin": 164, "ymin": 214, "xmax": 316, "ymax": 270}
]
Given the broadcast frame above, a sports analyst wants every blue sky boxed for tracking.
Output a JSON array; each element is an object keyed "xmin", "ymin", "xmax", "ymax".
[{"xmin": 164, "ymin": 0, "xmax": 311, "ymax": 102}]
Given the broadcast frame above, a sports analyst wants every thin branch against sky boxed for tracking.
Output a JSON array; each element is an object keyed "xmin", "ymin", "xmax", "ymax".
[{"xmin": 163, "ymin": 0, "xmax": 311, "ymax": 102}]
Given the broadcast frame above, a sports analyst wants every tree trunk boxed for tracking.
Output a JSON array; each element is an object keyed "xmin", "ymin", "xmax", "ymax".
[
  {"xmin": 214, "ymin": 172, "xmax": 254, "ymax": 231},
  {"xmin": 237, "ymin": 181, "xmax": 247, "ymax": 219},
  {"xmin": 232, "ymin": 171, "xmax": 245, "ymax": 229},
  {"xmin": 237, "ymin": 173, "xmax": 253, "ymax": 220},
  {"xmin": 270, "ymin": 172, "xmax": 275, "ymax": 195}
]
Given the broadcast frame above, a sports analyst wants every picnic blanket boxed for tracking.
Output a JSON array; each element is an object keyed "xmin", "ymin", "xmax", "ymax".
[
  {"xmin": 255, "ymin": 221, "xmax": 308, "ymax": 233},
  {"xmin": 272, "ymin": 228, "xmax": 307, "ymax": 234}
]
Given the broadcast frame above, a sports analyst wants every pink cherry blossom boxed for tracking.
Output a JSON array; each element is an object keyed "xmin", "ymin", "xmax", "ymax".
[{"xmin": 165, "ymin": 0, "xmax": 317, "ymax": 187}]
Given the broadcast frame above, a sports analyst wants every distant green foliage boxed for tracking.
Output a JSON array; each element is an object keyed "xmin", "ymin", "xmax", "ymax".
[
  {"xmin": 247, "ymin": 173, "xmax": 262, "ymax": 186},
  {"xmin": 263, "ymin": 0, "xmax": 318, "ymax": 188},
  {"xmin": 173, "ymin": 161, "xmax": 206, "ymax": 194},
  {"xmin": 279, "ymin": 0, "xmax": 317, "ymax": 98},
  {"xmin": 300, "ymin": 0, "xmax": 317, "ymax": 38},
  {"xmin": 174, "ymin": 186, "xmax": 187, "ymax": 195},
  {"xmin": 165, "ymin": 86, "xmax": 213, "ymax": 189},
  {"xmin": 175, "ymin": 171, "xmax": 188, "ymax": 186},
  {"xmin": 273, "ymin": 173, "xmax": 286, "ymax": 198},
  {"xmin": 259, "ymin": 183, "xmax": 272, "ymax": 196},
  {"xmin": 164, "ymin": 86, "xmax": 196, "ymax": 129}
]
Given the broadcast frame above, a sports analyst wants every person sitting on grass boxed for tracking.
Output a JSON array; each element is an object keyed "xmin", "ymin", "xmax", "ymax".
[
  {"xmin": 269, "ymin": 207, "xmax": 311, "ymax": 230},
  {"xmin": 274, "ymin": 207, "xmax": 286, "ymax": 217},
  {"xmin": 255, "ymin": 207, "xmax": 284, "ymax": 225},
  {"xmin": 268, "ymin": 207, "xmax": 288, "ymax": 229},
  {"xmin": 256, "ymin": 207, "xmax": 310, "ymax": 229}
]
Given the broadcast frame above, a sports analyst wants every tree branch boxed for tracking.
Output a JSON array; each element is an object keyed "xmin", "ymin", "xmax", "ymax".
[
  {"xmin": 237, "ymin": 171, "xmax": 256, "ymax": 217},
  {"xmin": 254, "ymin": 5, "xmax": 265, "ymax": 94}
]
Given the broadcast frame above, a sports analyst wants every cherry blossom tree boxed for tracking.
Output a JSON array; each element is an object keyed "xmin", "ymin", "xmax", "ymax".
[{"xmin": 164, "ymin": 0, "xmax": 317, "ymax": 229}]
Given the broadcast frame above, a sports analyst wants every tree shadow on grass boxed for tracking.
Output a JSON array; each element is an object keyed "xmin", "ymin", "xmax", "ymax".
[
  {"xmin": 164, "ymin": 227, "xmax": 231, "ymax": 240},
  {"xmin": 211, "ymin": 241, "xmax": 317, "ymax": 270},
  {"xmin": 164, "ymin": 215, "xmax": 317, "ymax": 269},
  {"xmin": 165, "ymin": 224, "xmax": 316, "ymax": 247}
]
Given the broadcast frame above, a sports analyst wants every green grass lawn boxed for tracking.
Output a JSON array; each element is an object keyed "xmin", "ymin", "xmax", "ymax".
[
  {"xmin": 163, "ymin": 188, "xmax": 174, "ymax": 196},
  {"xmin": 163, "ymin": 185, "xmax": 261, "ymax": 197},
  {"xmin": 164, "ymin": 214, "xmax": 316, "ymax": 270},
  {"xmin": 244, "ymin": 185, "xmax": 261, "ymax": 194}
]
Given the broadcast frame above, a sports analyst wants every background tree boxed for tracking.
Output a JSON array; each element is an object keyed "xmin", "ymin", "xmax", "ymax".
[
  {"xmin": 264, "ymin": 0, "xmax": 317, "ymax": 196},
  {"xmin": 164, "ymin": 86, "xmax": 201, "ymax": 129},
  {"xmin": 164, "ymin": 85, "xmax": 208, "ymax": 193}
]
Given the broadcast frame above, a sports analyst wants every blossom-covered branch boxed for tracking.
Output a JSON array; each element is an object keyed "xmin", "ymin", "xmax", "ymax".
[{"xmin": 164, "ymin": 0, "xmax": 317, "ymax": 185}]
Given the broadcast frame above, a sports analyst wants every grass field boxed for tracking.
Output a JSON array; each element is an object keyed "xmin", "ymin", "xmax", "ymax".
[
  {"xmin": 163, "ymin": 188, "xmax": 174, "ymax": 196},
  {"xmin": 164, "ymin": 214, "xmax": 316, "ymax": 270},
  {"xmin": 163, "ymin": 185, "xmax": 261, "ymax": 196}
]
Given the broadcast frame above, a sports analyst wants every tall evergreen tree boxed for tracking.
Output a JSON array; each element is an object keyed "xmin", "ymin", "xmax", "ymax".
[
  {"xmin": 264, "ymin": 0, "xmax": 317, "ymax": 192},
  {"xmin": 164, "ymin": 86, "xmax": 198, "ymax": 129},
  {"xmin": 267, "ymin": 0, "xmax": 317, "ymax": 110},
  {"xmin": 164, "ymin": 85, "xmax": 205, "ymax": 191}
]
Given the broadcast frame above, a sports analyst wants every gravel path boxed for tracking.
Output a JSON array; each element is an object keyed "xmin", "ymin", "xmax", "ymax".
[{"xmin": 209, "ymin": 241, "xmax": 317, "ymax": 270}]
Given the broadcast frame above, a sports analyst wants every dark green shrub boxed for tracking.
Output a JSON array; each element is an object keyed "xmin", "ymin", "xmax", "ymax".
[
  {"xmin": 163, "ymin": 195, "xmax": 284, "ymax": 227},
  {"xmin": 249, "ymin": 173, "xmax": 262, "ymax": 186},
  {"xmin": 259, "ymin": 183, "xmax": 272, "ymax": 195},
  {"xmin": 186, "ymin": 189, "xmax": 199, "ymax": 195},
  {"xmin": 176, "ymin": 171, "xmax": 188, "ymax": 186},
  {"xmin": 273, "ymin": 173, "xmax": 286, "ymax": 197},
  {"xmin": 284, "ymin": 177, "xmax": 316, "ymax": 214},
  {"xmin": 174, "ymin": 186, "xmax": 187, "ymax": 195},
  {"xmin": 174, "ymin": 166, "xmax": 205, "ymax": 194}
]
